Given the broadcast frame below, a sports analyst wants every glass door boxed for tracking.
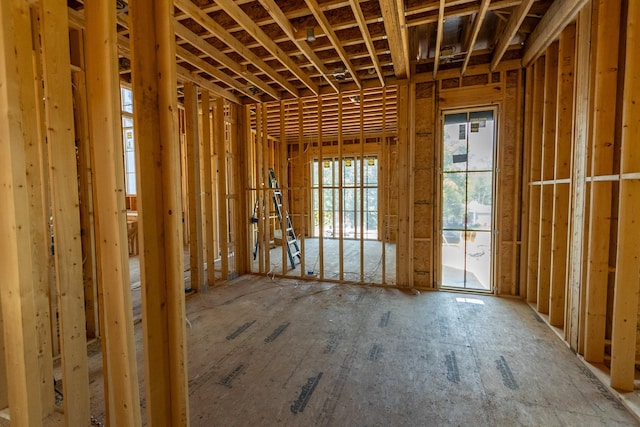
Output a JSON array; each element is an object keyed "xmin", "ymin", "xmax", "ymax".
[{"xmin": 441, "ymin": 110, "xmax": 495, "ymax": 290}]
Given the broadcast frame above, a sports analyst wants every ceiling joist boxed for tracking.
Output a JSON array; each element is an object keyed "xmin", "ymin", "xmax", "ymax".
[
  {"xmin": 379, "ymin": 0, "xmax": 409, "ymax": 79},
  {"xmin": 491, "ymin": 0, "xmax": 536, "ymax": 70},
  {"xmin": 304, "ymin": 0, "xmax": 362, "ymax": 89},
  {"xmin": 433, "ymin": 0, "xmax": 446, "ymax": 79},
  {"xmin": 461, "ymin": 0, "xmax": 491, "ymax": 75}
]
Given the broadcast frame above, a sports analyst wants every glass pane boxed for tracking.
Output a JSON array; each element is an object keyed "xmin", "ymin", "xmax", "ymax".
[
  {"xmin": 441, "ymin": 240, "xmax": 466, "ymax": 287},
  {"xmin": 442, "ymin": 172, "xmax": 466, "ymax": 229},
  {"xmin": 465, "ymin": 231, "xmax": 492, "ymax": 290},
  {"xmin": 467, "ymin": 110, "xmax": 494, "ymax": 171},
  {"xmin": 443, "ymin": 114, "xmax": 468, "ymax": 172},
  {"xmin": 467, "ymin": 172, "xmax": 492, "ymax": 231}
]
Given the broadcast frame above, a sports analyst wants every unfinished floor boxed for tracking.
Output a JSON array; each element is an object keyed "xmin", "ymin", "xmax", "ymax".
[{"xmin": 52, "ymin": 276, "xmax": 636, "ymax": 426}]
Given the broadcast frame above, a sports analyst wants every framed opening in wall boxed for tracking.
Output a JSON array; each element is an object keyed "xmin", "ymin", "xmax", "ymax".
[{"xmin": 440, "ymin": 108, "xmax": 497, "ymax": 291}]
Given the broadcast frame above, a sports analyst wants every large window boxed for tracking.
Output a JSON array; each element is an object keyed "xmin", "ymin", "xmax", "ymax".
[{"xmin": 311, "ymin": 156, "xmax": 378, "ymax": 239}]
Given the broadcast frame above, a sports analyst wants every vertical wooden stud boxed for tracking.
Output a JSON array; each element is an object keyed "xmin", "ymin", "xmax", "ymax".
[
  {"xmin": 215, "ymin": 97, "xmax": 229, "ymax": 279},
  {"xmin": 201, "ymin": 91, "xmax": 216, "ymax": 287},
  {"xmin": 0, "ymin": 1, "xmax": 47, "ymax": 423},
  {"xmin": 396, "ymin": 83, "xmax": 414, "ymax": 287},
  {"xmin": 298, "ymin": 100, "xmax": 306, "ymax": 278},
  {"xmin": 584, "ymin": 0, "xmax": 622, "ymax": 363},
  {"xmin": 549, "ymin": 24, "xmax": 576, "ymax": 327},
  {"xmin": 526, "ymin": 56, "xmax": 545, "ymax": 303},
  {"xmin": 185, "ymin": 82, "xmax": 205, "ymax": 292},
  {"xmin": 129, "ymin": 0, "xmax": 190, "ymax": 423},
  {"xmin": 610, "ymin": 0, "xmax": 640, "ymax": 392},
  {"xmin": 338, "ymin": 94, "xmax": 345, "ymax": 281},
  {"xmin": 280, "ymin": 101, "xmax": 288, "ymax": 274},
  {"xmin": 318, "ymin": 98, "xmax": 325, "ymax": 279},
  {"xmin": 39, "ymin": 0, "xmax": 91, "ymax": 423}
]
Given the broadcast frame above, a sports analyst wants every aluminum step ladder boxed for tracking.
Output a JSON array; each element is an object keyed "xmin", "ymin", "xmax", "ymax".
[{"xmin": 268, "ymin": 168, "xmax": 301, "ymax": 269}]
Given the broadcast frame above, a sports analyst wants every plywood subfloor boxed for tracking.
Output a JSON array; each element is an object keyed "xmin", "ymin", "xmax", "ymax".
[{"xmin": 18, "ymin": 275, "xmax": 639, "ymax": 426}]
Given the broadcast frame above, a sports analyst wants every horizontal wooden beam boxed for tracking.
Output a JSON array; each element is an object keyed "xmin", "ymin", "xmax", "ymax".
[
  {"xmin": 523, "ymin": 0, "xmax": 588, "ymax": 66},
  {"xmin": 379, "ymin": 0, "xmax": 409, "ymax": 79},
  {"xmin": 491, "ymin": 0, "xmax": 536, "ymax": 70}
]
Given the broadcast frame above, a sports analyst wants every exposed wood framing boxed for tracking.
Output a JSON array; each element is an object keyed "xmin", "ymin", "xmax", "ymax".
[
  {"xmin": 526, "ymin": 56, "xmax": 545, "ymax": 303},
  {"xmin": 185, "ymin": 82, "xmax": 206, "ymax": 292},
  {"xmin": 304, "ymin": 0, "xmax": 361, "ymax": 89},
  {"xmin": 583, "ymin": 0, "xmax": 622, "ymax": 364},
  {"xmin": 379, "ymin": 0, "xmax": 409, "ymax": 79},
  {"xmin": 520, "ymin": 64, "xmax": 533, "ymax": 300},
  {"xmin": 129, "ymin": 0, "xmax": 189, "ymax": 423},
  {"xmin": 256, "ymin": 0, "xmax": 340, "ymax": 93},
  {"xmin": 0, "ymin": 1, "xmax": 47, "ymax": 422},
  {"xmin": 84, "ymin": 1, "xmax": 142, "ymax": 424},
  {"xmin": 215, "ymin": 97, "xmax": 230, "ymax": 280},
  {"xmin": 174, "ymin": 0, "xmax": 299, "ymax": 98},
  {"xmin": 396, "ymin": 83, "xmax": 414, "ymax": 286},
  {"xmin": 175, "ymin": 21, "xmax": 280, "ymax": 100},
  {"xmin": 201, "ymin": 91, "xmax": 216, "ymax": 287},
  {"xmin": 548, "ymin": 24, "xmax": 575, "ymax": 327},
  {"xmin": 348, "ymin": 0, "xmax": 385, "ymax": 86},
  {"xmin": 522, "ymin": 0, "xmax": 589, "ymax": 67},
  {"xmin": 610, "ymin": 0, "xmax": 640, "ymax": 392},
  {"xmin": 39, "ymin": 0, "xmax": 91, "ymax": 424},
  {"xmin": 490, "ymin": 0, "xmax": 536, "ymax": 71},
  {"xmin": 461, "ymin": 0, "xmax": 491, "ymax": 76},
  {"xmin": 175, "ymin": 64, "xmax": 241, "ymax": 105},
  {"xmin": 433, "ymin": 0, "xmax": 446, "ymax": 79}
]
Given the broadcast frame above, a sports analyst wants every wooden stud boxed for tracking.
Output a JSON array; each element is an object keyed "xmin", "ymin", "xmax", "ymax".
[
  {"xmin": 185, "ymin": 82, "xmax": 205, "ymax": 292},
  {"xmin": 584, "ymin": 0, "xmax": 622, "ymax": 364},
  {"xmin": 565, "ymin": 3, "xmax": 592, "ymax": 350},
  {"xmin": 298, "ymin": 100, "xmax": 307, "ymax": 278},
  {"xmin": 359, "ymin": 91, "xmax": 366, "ymax": 282},
  {"xmin": 39, "ymin": 0, "xmax": 91, "ymax": 424},
  {"xmin": 0, "ymin": 1, "xmax": 47, "ymax": 423},
  {"xmin": 255, "ymin": 105, "xmax": 265, "ymax": 273},
  {"xmin": 396, "ymin": 83, "xmax": 414, "ymax": 287},
  {"xmin": 201, "ymin": 91, "xmax": 216, "ymax": 287},
  {"xmin": 610, "ymin": 0, "xmax": 640, "ymax": 392},
  {"xmin": 262, "ymin": 103, "xmax": 272, "ymax": 272},
  {"xmin": 215, "ymin": 97, "xmax": 229, "ymax": 280},
  {"xmin": 129, "ymin": 0, "xmax": 190, "ymax": 423},
  {"xmin": 318, "ymin": 97, "xmax": 325, "ymax": 279},
  {"xmin": 84, "ymin": 1, "xmax": 143, "ymax": 424},
  {"xmin": 526, "ymin": 56, "xmax": 545, "ymax": 303},
  {"xmin": 520, "ymin": 65, "xmax": 533, "ymax": 299},
  {"xmin": 338, "ymin": 93, "xmax": 345, "ymax": 281},
  {"xmin": 381, "ymin": 88, "xmax": 387, "ymax": 284},
  {"xmin": 537, "ymin": 42, "xmax": 559, "ymax": 314},
  {"xmin": 280, "ymin": 101, "xmax": 288, "ymax": 274},
  {"xmin": 549, "ymin": 24, "xmax": 576, "ymax": 327}
]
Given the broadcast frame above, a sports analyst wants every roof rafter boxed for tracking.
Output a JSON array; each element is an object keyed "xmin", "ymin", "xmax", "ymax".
[
  {"xmin": 213, "ymin": 0, "xmax": 320, "ymax": 95},
  {"xmin": 348, "ymin": 0, "xmax": 385, "ymax": 86},
  {"xmin": 304, "ymin": 0, "xmax": 362, "ymax": 88},
  {"xmin": 491, "ymin": 0, "xmax": 536, "ymax": 70},
  {"xmin": 523, "ymin": 0, "xmax": 587, "ymax": 66},
  {"xmin": 407, "ymin": 0, "xmax": 522, "ymax": 27},
  {"xmin": 461, "ymin": 0, "xmax": 491, "ymax": 75},
  {"xmin": 174, "ymin": 0, "xmax": 299, "ymax": 98},
  {"xmin": 433, "ymin": 0, "xmax": 446, "ymax": 79},
  {"xmin": 256, "ymin": 0, "xmax": 340, "ymax": 93},
  {"xmin": 379, "ymin": 0, "xmax": 409, "ymax": 79}
]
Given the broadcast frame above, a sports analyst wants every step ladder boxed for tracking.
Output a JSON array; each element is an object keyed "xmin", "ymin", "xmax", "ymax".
[{"xmin": 269, "ymin": 168, "xmax": 301, "ymax": 270}]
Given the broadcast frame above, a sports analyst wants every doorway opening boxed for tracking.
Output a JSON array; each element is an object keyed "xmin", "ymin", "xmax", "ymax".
[{"xmin": 440, "ymin": 109, "xmax": 496, "ymax": 290}]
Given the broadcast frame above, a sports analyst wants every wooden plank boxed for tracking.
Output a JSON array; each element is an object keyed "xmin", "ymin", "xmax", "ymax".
[
  {"xmin": 583, "ymin": 0, "xmax": 622, "ymax": 364},
  {"xmin": 379, "ymin": 0, "xmax": 409, "ymax": 79},
  {"xmin": 25, "ymin": 4, "xmax": 56, "ymax": 416},
  {"xmin": 396, "ymin": 83, "xmax": 413, "ymax": 287},
  {"xmin": 175, "ymin": 65, "xmax": 241, "ymax": 105},
  {"xmin": 280, "ymin": 101, "xmax": 288, "ymax": 275},
  {"xmin": 84, "ymin": 1, "xmax": 142, "ymax": 424},
  {"xmin": 201, "ymin": 91, "xmax": 216, "ymax": 287},
  {"xmin": 461, "ymin": 0, "xmax": 491, "ymax": 76},
  {"xmin": 215, "ymin": 97, "xmax": 230, "ymax": 280},
  {"xmin": 175, "ymin": 21, "xmax": 280, "ymax": 100},
  {"xmin": 536, "ymin": 42, "xmax": 559, "ymax": 314},
  {"xmin": 185, "ymin": 82, "xmax": 205, "ymax": 292},
  {"xmin": 0, "ymin": 1, "xmax": 46, "ymax": 422},
  {"xmin": 520, "ymin": 65, "xmax": 534, "ymax": 299},
  {"xmin": 491, "ymin": 0, "xmax": 536, "ymax": 71},
  {"xmin": 39, "ymin": 1, "xmax": 91, "ymax": 424},
  {"xmin": 523, "ymin": 0, "xmax": 589, "ymax": 66},
  {"xmin": 526, "ymin": 56, "xmax": 545, "ymax": 303},
  {"xmin": 298, "ymin": 100, "xmax": 307, "ymax": 278},
  {"xmin": 318, "ymin": 97, "xmax": 325, "ymax": 279},
  {"xmin": 610, "ymin": 0, "xmax": 640, "ymax": 392},
  {"xmin": 256, "ymin": 0, "xmax": 339, "ymax": 93},
  {"xmin": 128, "ymin": 0, "xmax": 189, "ymax": 424},
  {"xmin": 359, "ymin": 91, "xmax": 365, "ymax": 282},
  {"xmin": 348, "ymin": 0, "xmax": 384, "ymax": 86},
  {"xmin": 433, "ymin": 0, "xmax": 446, "ymax": 79},
  {"xmin": 381, "ymin": 88, "xmax": 387, "ymax": 284},
  {"xmin": 549, "ymin": 24, "xmax": 576, "ymax": 327},
  {"xmin": 262, "ymin": 103, "xmax": 272, "ymax": 272},
  {"xmin": 174, "ymin": 0, "xmax": 299, "ymax": 97},
  {"xmin": 566, "ymin": 3, "xmax": 592, "ymax": 350},
  {"xmin": 303, "ymin": 0, "xmax": 360, "ymax": 89}
]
